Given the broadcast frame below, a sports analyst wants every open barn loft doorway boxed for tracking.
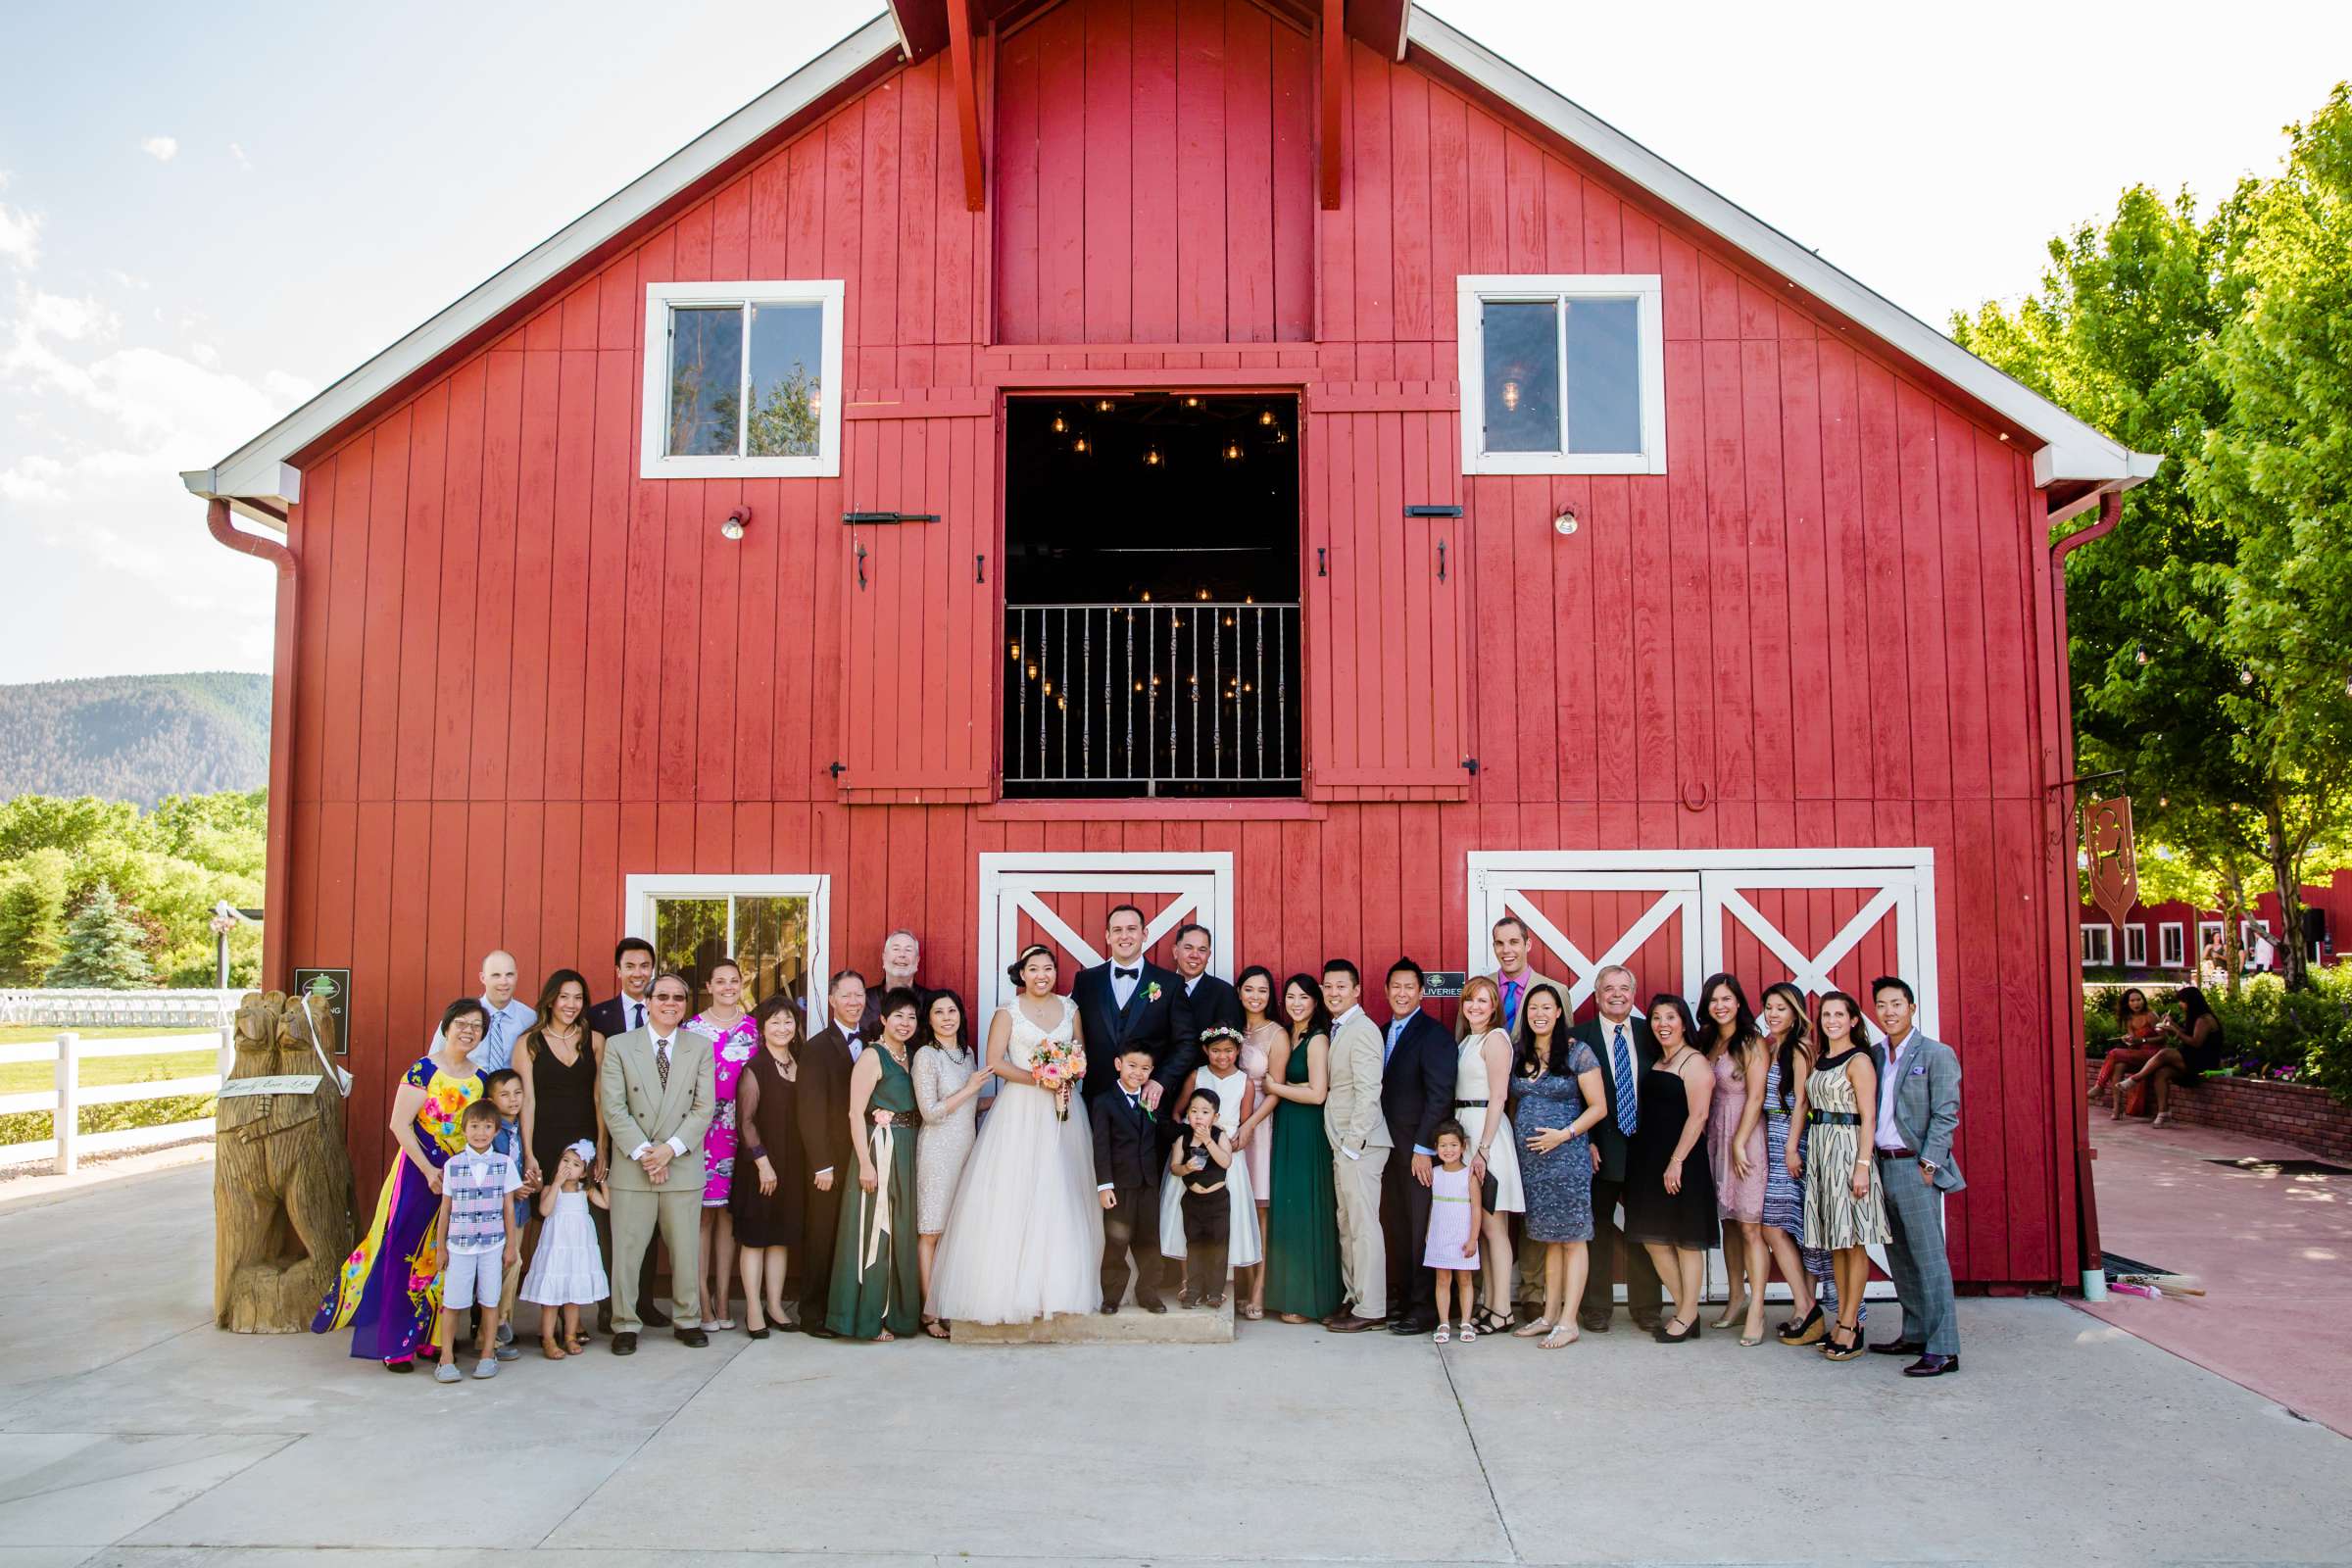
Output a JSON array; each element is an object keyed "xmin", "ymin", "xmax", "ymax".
[{"xmin": 1003, "ymin": 393, "xmax": 1301, "ymax": 799}]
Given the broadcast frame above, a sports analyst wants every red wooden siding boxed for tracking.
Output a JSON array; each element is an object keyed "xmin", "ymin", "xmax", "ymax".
[
  {"xmin": 269, "ymin": 25, "xmax": 2074, "ymax": 1286},
  {"xmin": 993, "ymin": 0, "xmax": 1317, "ymax": 344}
]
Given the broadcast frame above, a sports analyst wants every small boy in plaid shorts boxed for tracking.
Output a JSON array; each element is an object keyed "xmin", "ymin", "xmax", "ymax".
[{"xmin": 435, "ymin": 1101, "xmax": 521, "ymax": 1383}]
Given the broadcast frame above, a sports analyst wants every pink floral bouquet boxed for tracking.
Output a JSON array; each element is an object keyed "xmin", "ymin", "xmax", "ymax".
[{"xmin": 1029, "ymin": 1038, "xmax": 1087, "ymax": 1121}]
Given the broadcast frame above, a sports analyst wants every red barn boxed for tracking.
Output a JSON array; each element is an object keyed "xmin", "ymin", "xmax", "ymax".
[{"xmin": 186, "ymin": 1, "xmax": 2159, "ymax": 1291}]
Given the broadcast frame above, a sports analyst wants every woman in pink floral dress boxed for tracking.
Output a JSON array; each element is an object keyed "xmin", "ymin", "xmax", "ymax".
[{"xmin": 687, "ymin": 958, "xmax": 760, "ymax": 1330}]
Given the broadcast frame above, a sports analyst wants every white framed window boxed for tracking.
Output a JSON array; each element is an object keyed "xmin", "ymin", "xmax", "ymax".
[
  {"xmin": 1457, "ymin": 273, "xmax": 1666, "ymax": 475},
  {"xmin": 2124, "ymin": 923, "xmax": 2147, "ymax": 967},
  {"xmin": 623, "ymin": 873, "xmax": 830, "ymax": 1020},
  {"xmin": 2197, "ymin": 920, "xmax": 2225, "ymax": 961},
  {"xmin": 2159, "ymin": 921, "xmax": 2185, "ymax": 967},
  {"xmin": 2080, "ymin": 922, "xmax": 2113, "ymax": 967},
  {"xmin": 641, "ymin": 279, "xmax": 844, "ymax": 478}
]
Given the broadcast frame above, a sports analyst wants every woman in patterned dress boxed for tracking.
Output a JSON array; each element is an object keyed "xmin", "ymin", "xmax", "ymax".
[
  {"xmin": 311, "ymin": 999, "xmax": 490, "ymax": 1370},
  {"xmin": 1757, "ymin": 981, "xmax": 1825, "ymax": 1345},
  {"xmin": 912, "ymin": 989, "xmax": 991, "ymax": 1339},
  {"xmin": 686, "ymin": 957, "xmax": 758, "ymax": 1331},
  {"xmin": 1506, "ymin": 984, "xmax": 1607, "ymax": 1350},
  {"xmin": 1798, "ymin": 990, "xmax": 1891, "ymax": 1360}
]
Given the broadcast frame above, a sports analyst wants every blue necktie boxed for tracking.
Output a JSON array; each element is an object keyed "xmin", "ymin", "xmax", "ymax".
[
  {"xmin": 1385, "ymin": 1018, "xmax": 1403, "ymax": 1066},
  {"xmin": 1502, "ymin": 980, "xmax": 1521, "ymax": 1032},
  {"xmin": 1611, "ymin": 1023, "xmax": 1637, "ymax": 1135}
]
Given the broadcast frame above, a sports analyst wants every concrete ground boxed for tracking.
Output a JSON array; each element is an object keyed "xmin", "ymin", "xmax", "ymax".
[
  {"xmin": 2079, "ymin": 1111, "xmax": 2352, "ymax": 1437},
  {"xmin": 4, "ymin": 1164, "xmax": 2351, "ymax": 1566}
]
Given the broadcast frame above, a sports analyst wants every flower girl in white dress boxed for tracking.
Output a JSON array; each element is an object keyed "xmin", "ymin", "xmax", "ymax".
[
  {"xmin": 1158, "ymin": 1027, "xmax": 1263, "ymax": 1291},
  {"xmin": 519, "ymin": 1140, "xmax": 609, "ymax": 1358}
]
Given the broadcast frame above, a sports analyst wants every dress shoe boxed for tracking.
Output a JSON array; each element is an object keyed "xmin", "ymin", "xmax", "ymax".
[
  {"xmin": 1577, "ymin": 1313, "xmax": 1611, "ymax": 1334},
  {"xmin": 1869, "ymin": 1338, "xmax": 1927, "ymax": 1357},
  {"xmin": 1631, "ymin": 1316, "xmax": 1663, "ymax": 1336},
  {"xmin": 611, "ymin": 1332, "xmax": 638, "ymax": 1356},
  {"xmin": 1327, "ymin": 1313, "xmax": 1385, "ymax": 1334},
  {"xmin": 747, "ymin": 1326, "xmax": 771, "ymax": 1341},
  {"xmin": 1138, "ymin": 1298, "xmax": 1168, "ymax": 1314},
  {"xmin": 1390, "ymin": 1316, "xmax": 1437, "ymax": 1336},
  {"xmin": 674, "ymin": 1326, "xmax": 710, "ymax": 1348},
  {"xmin": 1903, "ymin": 1352, "xmax": 1960, "ymax": 1377},
  {"xmin": 1100, "ymin": 1301, "xmax": 1121, "ymax": 1315},
  {"xmin": 803, "ymin": 1323, "xmax": 840, "ymax": 1340},
  {"xmin": 639, "ymin": 1301, "xmax": 672, "ymax": 1328}
]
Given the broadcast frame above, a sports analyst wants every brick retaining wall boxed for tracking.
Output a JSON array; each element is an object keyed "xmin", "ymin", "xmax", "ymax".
[{"xmin": 2167, "ymin": 1076, "xmax": 2352, "ymax": 1163}]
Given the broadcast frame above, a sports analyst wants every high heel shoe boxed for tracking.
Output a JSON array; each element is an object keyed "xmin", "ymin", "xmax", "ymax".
[
  {"xmin": 1654, "ymin": 1316, "xmax": 1699, "ymax": 1344},
  {"xmin": 1778, "ymin": 1304, "xmax": 1827, "ymax": 1346},
  {"xmin": 1821, "ymin": 1323, "xmax": 1864, "ymax": 1361},
  {"xmin": 1710, "ymin": 1296, "xmax": 1747, "ymax": 1331}
]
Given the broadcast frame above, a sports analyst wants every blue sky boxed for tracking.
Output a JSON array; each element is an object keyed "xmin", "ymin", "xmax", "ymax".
[{"xmin": 5, "ymin": 0, "xmax": 2347, "ymax": 684}]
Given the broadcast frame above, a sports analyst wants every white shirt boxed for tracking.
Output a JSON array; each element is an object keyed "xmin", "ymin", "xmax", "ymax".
[
  {"xmin": 615, "ymin": 995, "xmax": 648, "ymax": 1035},
  {"xmin": 1109, "ymin": 959, "xmax": 1144, "ymax": 1009},
  {"xmin": 1877, "ymin": 1028, "xmax": 1914, "ymax": 1152},
  {"xmin": 625, "ymin": 1030, "xmax": 691, "ymax": 1161},
  {"xmin": 430, "ymin": 994, "xmax": 537, "ymax": 1072},
  {"xmin": 1183, "ymin": 972, "xmax": 1203, "ymax": 995},
  {"xmin": 1598, "ymin": 1014, "xmax": 1641, "ymax": 1117}
]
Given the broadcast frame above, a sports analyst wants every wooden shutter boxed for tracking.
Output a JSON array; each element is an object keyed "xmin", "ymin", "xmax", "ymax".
[
  {"xmin": 1300, "ymin": 392, "xmax": 1471, "ymax": 800},
  {"xmin": 836, "ymin": 404, "xmax": 997, "ymax": 803}
]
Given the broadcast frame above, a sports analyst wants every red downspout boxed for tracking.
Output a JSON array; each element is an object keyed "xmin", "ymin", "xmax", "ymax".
[
  {"xmin": 2047, "ymin": 489, "xmax": 2123, "ymax": 1293},
  {"xmin": 206, "ymin": 497, "xmax": 299, "ymax": 992}
]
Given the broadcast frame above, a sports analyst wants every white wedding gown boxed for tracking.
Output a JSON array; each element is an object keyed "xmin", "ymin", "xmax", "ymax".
[{"xmin": 925, "ymin": 996, "xmax": 1105, "ymax": 1324}]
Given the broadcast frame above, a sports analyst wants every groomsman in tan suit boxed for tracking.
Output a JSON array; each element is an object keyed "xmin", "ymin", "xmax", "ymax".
[
  {"xmin": 1319, "ymin": 958, "xmax": 1390, "ymax": 1333},
  {"xmin": 599, "ymin": 971, "xmax": 716, "ymax": 1354}
]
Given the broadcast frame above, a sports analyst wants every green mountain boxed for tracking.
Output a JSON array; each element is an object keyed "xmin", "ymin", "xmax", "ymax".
[{"xmin": 0, "ymin": 672, "xmax": 270, "ymax": 806}]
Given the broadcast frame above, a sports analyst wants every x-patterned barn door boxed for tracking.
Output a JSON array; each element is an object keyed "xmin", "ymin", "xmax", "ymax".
[
  {"xmin": 1470, "ymin": 867, "xmax": 1702, "ymax": 1015},
  {"xmin": 976, "ymin": 852, "xmax": 1235, "ymax": 1015}
]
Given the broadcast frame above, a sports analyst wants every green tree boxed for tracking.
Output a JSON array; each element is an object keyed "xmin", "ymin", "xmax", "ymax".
[
  {"xmin": 0, "ymin": 848, "xmax": 70, "ymax": 985},
  {"xmin": 45, "ymin": 879, "xmax": 154, "ymax": 988},
  {"xmin": 747, "ymin": 362, "xmax": 820, "ymax": 457}
]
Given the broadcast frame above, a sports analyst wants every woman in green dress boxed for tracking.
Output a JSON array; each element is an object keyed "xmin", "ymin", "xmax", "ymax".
[
  {"xmin": 1258, "ymin": 973, "xmax": 1344, "ymax": 1323},
  {"xmin": 827, "ymin": 986, "xmax": 924, "ymax": 1341}
]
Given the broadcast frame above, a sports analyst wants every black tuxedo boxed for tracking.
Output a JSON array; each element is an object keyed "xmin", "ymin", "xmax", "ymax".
[
  {"xmin": 1177, "ymin": 971, "xmax": 1246, "ymax": 1040},
  {"xmin": 1090, "ymin": 1084, "xmax": 1165, "ymax": 1308},
  {"xmin": 793, "ymin": 1020, "xmax": 861, "ymax": 1328},
  {"xmin": 1378, "ymin": 1008, "xmax": 1460, "ymax": 1325},
  {"xmin": 586, "ymin": 994, "xmax": 660, "ymax": 1323},
  {"xmin": 1573, "ymin": 1013, "xmax": 1664, "ymax": 1326},
  {"xmin": 1071, "ymin": 960, "xmax": 1197, "ymax": 1102}
]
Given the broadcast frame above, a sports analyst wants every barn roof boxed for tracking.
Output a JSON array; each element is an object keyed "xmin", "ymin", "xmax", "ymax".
[{"xmin": 183, "ymin": 4, "xmax": 2159, "ymax": 526}]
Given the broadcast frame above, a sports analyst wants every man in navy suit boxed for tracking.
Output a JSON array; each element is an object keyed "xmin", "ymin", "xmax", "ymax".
[
  {"xmin": 1378, "ymin": 957, "xmax": 1458, "ymax": 1337},
  {"xmin": 1169, "ymin": 923, "xmax": 1246, "ymax": 1040},
  {"xmin": 1071, "ymin": 905, "xmax": 1196, "ymax": 1112}
]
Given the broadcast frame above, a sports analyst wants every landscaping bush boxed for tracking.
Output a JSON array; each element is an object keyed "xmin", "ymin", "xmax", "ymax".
[{"xmin": 2086, "ymin": 970, "xmax": 2352, "ymax": 1101}]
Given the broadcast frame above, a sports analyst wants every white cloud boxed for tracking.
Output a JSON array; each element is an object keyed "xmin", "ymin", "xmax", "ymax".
[
  {"xmin": 140, "ymin": 135, "xmax": 179, "ymax": 162},
  {"xmin": 228, "ymin": 142, "xmax": 252, "ymax": 172},
  {"xmin": 0, "ymin": 201, "xmax": 38, "ymax": 270}
]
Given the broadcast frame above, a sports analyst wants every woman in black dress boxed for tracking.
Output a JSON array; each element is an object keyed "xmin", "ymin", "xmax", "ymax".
[
  {"xmin": 514, "ymin": 968, "xmax": 607, "ymax": 1318},
  {"xmin": 1622, "ymin": 994, "xmax": 1719, "ymax": 1343},
  {"xmin": 2125, "ymin": 984, "xmax": 2226, "ymax": 1127},
  {"xmin": 731, "ymin": 992, "xmax": 808, "ymax": 1338}
]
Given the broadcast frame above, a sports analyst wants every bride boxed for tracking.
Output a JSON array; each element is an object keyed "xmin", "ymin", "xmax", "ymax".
[{"xmin": 926, "ymin": 944, "xmax": 1106, "ymax": 1325}]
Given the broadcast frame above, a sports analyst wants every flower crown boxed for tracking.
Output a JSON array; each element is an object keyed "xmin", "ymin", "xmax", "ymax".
[{"xmin": 1199, "ymin": 1024, "xmax": 1246, "ymax": 1047}]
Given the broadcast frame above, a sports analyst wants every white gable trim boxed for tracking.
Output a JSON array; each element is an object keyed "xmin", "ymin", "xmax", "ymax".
[
  {"xmin": 1405, "ymin": 6, "xmax": 2162, "ymax": 491},
  {"xmin": 179, "ymin": 14, "xmax": 903, "ymax": 523}
]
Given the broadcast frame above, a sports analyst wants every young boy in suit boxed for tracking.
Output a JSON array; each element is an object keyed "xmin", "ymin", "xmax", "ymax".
[{"xmin": 1091, "ymin": 1044, "xmax": 1167, "ymax": 1314}]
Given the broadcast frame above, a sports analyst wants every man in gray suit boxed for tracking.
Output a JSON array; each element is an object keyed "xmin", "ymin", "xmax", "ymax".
[
  {"xmin": 1868, "ymin": 975, "xmax": 1963, "ymax": 1377},
  {"xmin": 599, "ymin": 971, "xmax": 717, "ymax": 1354},
  {"xmin": 1319, "ymin": 958, "xmax": 1390, "ymax": 1334}
]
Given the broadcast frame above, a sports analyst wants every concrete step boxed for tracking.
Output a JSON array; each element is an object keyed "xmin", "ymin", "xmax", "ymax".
[{"xmin": 952, "ymin": 1295, "xmax": 1236, "ymax": 1345}]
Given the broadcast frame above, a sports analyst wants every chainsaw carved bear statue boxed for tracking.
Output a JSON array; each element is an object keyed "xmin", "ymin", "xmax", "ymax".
[{"xmin": 214, "ymin": 991, "xmax": 355, "ymax": 1333}]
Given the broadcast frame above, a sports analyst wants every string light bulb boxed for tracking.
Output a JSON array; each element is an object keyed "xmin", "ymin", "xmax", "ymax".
[
  {"xmin": 1258, "ymin": 408, "xmax": 1276, "ymax": 426},
  {"xmin": 1051, "ymin": 410, "xmax": 1068, "ymax": 433},
  {"xmin": 1182, "ymin": 395, "xmax": 1201, "ymax": 409},
  {"xmin": 1197, "ymin": 588, "xmax": 1211, "ymax": 601},
  {"xmin": 1144, "ymin": 445, "xmax": 1163, "ymax": 466},
  {"xmin": 1222, "ymin": 439, "xmax": 1244, "ymax": 463},
  {"xmin": 2239, "ymin": 668, "xmax": 2254, "ymax": 686},
  {"xmin": 1095, "ymin": 398, "xmax": 1115, "ymax": 413},
  {"xmin": 2133, "ymin": 643, "xmax": 2149, "ymax": 667},
  {"xmin": 1072, "ymin": 434, "xmax": 1091, "ymax": 455}
]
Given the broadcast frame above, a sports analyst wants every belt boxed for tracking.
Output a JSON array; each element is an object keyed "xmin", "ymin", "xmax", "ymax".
[
  {"xmin": 1875, "ymin": 1145, "xmax": 1920, "ymax": 1160},
  {"xmin": 1807, "ymin": 1110, "xmax": 1860, "ymax": 1125},
  {"xmin": 884, "ymin": 1110, "xmax": 919, "ymax": 1129},
  {"xmin": 1453, "ymin": 1099, "xmax": 1489, "ymax": 1108}
]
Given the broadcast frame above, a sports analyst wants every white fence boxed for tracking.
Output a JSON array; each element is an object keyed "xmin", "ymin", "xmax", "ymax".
[
  {"xmin": 0, "ymin": 989, "xmax": 243, "ymax": 1029},
  {"xmin": 0, "ymin": 1029, "xmax": 229, "ymax": 1174}
]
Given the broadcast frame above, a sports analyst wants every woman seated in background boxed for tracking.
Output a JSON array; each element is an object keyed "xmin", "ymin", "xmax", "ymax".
[
  {"xmin": 2122, "ymin": 986, "xmax": 2224, "ymax": 1128},
  {"xmin": 2093, "ymin": 988, "xmax": 2164, "ymax": 1114}
]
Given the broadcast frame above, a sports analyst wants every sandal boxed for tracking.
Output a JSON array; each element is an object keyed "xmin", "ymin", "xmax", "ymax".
[
  {"xmin": 1434, "ymin": 1325, "xmax": 1452, "ymax": 1344},
  {"xmin": 922, "ymin": 1317, "xmax": 950, "ymax": 1341},
  {"xmin": 1278, "ymin": 1312, "xmax": 1308, "ymax": 1324},
  {"xmin": 566, "ymin": 1333, "xmax": 586, "ymax": 1355},
  {"xmin": 1458, "ymin": 1323, "xmax": 1477, "ymax": 1343},
  {"xmin": 1540, "ymin": 1322, "xmax": 1579, "ymax": 1349},
  {"xmin": 1512, "ymin": 1316, "xmax": 1553, "ymax": 1340},
  {"xmin": 1243, "ymin": 1303, "xmax": 1265, "ymax": 1321},
  {"xmin": 1473, "ymin": 1305, "xmax": 1513, "ymax": 1336},
  {"xmin": 541, "ymin": 1338, "xmax": 566, "ymax": 1359}
]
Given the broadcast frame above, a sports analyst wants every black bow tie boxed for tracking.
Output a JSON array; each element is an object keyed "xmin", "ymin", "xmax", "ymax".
[{"xmin": 1114, "ymin": 966, "xmax": 1139, "ymax": 980}]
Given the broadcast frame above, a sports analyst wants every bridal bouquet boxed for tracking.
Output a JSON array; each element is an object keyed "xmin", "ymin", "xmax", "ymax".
[{"xmin": 1029, "ymin": 1039, "xmax": 1087, "ymax": 1121}]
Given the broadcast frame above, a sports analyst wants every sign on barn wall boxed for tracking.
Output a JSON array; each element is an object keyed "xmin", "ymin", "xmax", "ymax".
[{"xmin": 2084, "ymin": 797, "xmax": 2140, "ymax": 934}]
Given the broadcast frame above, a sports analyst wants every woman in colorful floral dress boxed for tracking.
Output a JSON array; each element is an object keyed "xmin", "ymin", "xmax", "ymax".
[
  {"xmin": 312, "ymin": 999, "xmax": 490, "ymax": 1370},
  {"xmin": 688, "ymin": 957, "xmax": 760, "ymax": 1330}
]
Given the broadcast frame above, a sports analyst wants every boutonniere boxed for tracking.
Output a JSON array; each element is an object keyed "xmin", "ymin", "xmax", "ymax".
[{"xmin": 1145, "ymin": 981, "xmax": 1162, "ymax": 1003}]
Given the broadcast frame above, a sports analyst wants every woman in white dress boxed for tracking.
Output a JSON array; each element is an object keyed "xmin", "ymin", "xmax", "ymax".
[
  {"xmin": 924, "ymin": 945, "xmax": 1105, "ymax": 1326},
  {"xmin": 1453, "ymin": 976, "xmax": 1524, "ymax": 1336}
]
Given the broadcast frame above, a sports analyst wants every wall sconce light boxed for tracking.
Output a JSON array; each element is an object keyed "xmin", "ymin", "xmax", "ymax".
[
  {"xmin": 720, "ymin": 505, "xmax": 752, "ymax": 541},
  {"xmin": 1553, "ymin": 507, "xmax": 1579, "ymax": 537}
]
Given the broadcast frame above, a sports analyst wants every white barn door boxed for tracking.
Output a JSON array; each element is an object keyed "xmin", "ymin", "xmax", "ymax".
[{"xmin": 976, "ymin": 852, "xmax": 1235, "ymax": 1016}]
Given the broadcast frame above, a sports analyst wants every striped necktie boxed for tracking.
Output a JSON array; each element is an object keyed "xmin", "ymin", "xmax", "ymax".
[{"xmin": 1611, "ymin": 1023, "xmax": 1637, "ymax": 1135}]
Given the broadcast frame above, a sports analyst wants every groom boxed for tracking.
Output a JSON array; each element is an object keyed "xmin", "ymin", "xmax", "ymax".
[{"xmin": 1073, "ymin": 905, "xmax": 1197, "ymax": 1111}]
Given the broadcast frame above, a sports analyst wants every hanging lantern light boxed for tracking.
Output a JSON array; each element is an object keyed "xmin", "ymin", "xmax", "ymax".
[
  {"xmin": 1144, "ymin": 445, "xmax": 1163, "ymax": 466},
  {"xmin": 1258, "ymin": 408, "xmax": 1276, "ymax": 426},
  {"xmin": 2133, "ymin": 643, "xmax": 2149, "ymax": 667},
  {"xmin": 1182, "ymin": 394, "xmax": 1202, "ymax": 410},
  {"xmin": 1222, "ymin": 439, "xmax": 1244, "ymax": 463},
  {"xmin": 1072, "ymin": 434, "xmax": 1091, "ymax": 455},
  {"xmin": 1095, "ymin": 398, "xmax": 1115, "ymax": 414},
  {"xmin": 1051, "ymin": 409, "xmax": 1068, "ymax": 433},
  {"xmin": 2239, "ymin": 667, "xmax": 2254, "ymax": 686}
]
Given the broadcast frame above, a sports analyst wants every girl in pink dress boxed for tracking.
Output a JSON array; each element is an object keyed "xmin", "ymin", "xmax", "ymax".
[{"xmin": 687, "ymin": 958, "xmax": 760, "ymax": 1330}]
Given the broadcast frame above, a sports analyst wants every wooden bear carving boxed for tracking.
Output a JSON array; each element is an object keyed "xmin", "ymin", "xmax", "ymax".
[{"xmin": 214, "ymin": 990, "xmax": 356, "ymax": 1333}]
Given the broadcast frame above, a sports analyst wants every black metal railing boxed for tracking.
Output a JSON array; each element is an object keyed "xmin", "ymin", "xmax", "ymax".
[{"xmin": 1004, "ymin": 603, "xmax": 1301, "ymax": 797}]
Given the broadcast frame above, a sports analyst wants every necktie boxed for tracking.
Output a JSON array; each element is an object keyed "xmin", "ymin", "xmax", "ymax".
[
  {"xmin": 655, "ymin": 1036, "xmax": 670, "ymax": 1090},
  {"xmin": 1502, "ymin": 979, "xmax": 1521, "ymax": 1031},
  {"xmin": 1114, "ymin": 966, "xmax": 1138, "ymax": 980},
  {"xmin": 1611, "ymin": 1023, "xmax": 1637, "ymax": 1135},
  {"xmin": 630, "ymin": 1001, "xmax": 644, "ymax": 1032}
]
